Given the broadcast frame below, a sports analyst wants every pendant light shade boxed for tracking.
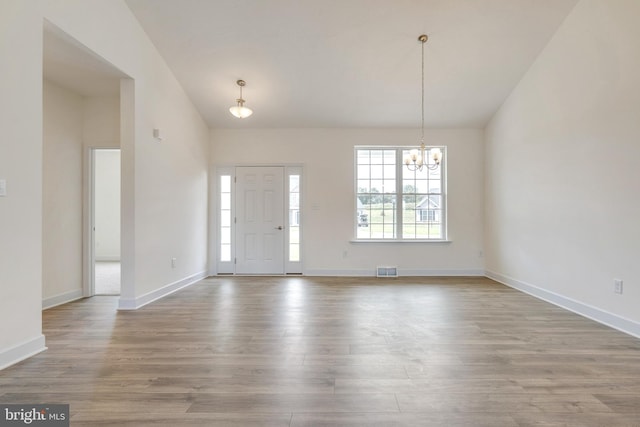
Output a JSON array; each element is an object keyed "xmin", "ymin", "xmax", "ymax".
[{"xmin": 229, "ymin": 79, "xmax": 253, "ymax": 118}]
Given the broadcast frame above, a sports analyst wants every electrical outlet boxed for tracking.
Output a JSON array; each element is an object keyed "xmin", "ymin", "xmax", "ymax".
[
  {"xmin": 614, "ymin": 279, "xmax": 623, "ymax": 294},
  {"xmin": 171, "ymin": 257, "xmax": 177, "ymax": 268}
]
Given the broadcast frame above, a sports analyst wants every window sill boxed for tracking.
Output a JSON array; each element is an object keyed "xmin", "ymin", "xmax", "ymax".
[{"xmin": 350, "ymin": 239, "xmax": 452, "ymax": 244}]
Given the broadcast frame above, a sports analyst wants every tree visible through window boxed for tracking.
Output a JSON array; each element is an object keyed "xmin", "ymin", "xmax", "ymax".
[{"xmin": 356, "ymin": 147, "xmax": 445, "ymax": 240}]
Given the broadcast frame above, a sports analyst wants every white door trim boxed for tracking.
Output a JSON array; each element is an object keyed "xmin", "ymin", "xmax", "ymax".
[{"xmin": 82, "ymin": 147, "xmax": 96, "ymax": 297}]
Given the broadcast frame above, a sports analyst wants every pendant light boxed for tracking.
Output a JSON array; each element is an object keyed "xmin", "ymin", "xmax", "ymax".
[{"xmin": 229, "ymin": 79, "xmax": 253, "ymax": 119}]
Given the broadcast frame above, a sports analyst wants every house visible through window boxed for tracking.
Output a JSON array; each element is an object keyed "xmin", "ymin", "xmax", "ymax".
[{"xmin": 355, "ymin": 147, "xmax": 445, "ymax": 240}]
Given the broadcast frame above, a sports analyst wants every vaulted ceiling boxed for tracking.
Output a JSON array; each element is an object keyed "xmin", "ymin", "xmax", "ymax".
[{"xmin": 115, "ymin": 1, "xmax": 580, "ymax": 128}]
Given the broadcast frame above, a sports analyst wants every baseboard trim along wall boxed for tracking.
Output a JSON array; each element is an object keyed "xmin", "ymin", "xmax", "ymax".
[
  {"xmin": 303, "ymin": 268, "xmax": 485, "ymax": 277},
  {"xmin": 118, "ymin": 270, "xmax": 208, "ymax": 310},
  {"xmin": 0, "ymin": 335, "xmax": 47, "ymax": 371},
  {"xmin": 486, "ymin": 270, "xmax": 640, "ymax": 339},
  {"xmin": 42, "ymin": 289, "xmax": 84, "ymax": 310}
]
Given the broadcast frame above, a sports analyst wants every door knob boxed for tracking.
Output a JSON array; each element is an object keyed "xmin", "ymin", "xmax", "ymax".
[{"xmin": 275, "ymin": 226, "xmax": 283, "ymax": 230}]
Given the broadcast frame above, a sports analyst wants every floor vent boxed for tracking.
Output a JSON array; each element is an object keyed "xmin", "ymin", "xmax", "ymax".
[{"xmin": 376, "ymin": 266, "xmax": 398, "ymax": 278}]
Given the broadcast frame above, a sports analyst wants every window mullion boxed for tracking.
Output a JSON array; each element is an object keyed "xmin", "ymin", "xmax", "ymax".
[{"xmin": 396, "ymin": 150, "xmax": 403, "ymax": 239}]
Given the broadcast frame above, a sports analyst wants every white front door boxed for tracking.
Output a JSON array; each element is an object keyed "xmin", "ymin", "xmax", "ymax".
[{"xmin": 235, "ymin": 166, "xmax": 285, "ymax": 274}]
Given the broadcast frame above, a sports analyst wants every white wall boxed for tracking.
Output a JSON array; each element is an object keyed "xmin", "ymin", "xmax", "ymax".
[
  {"xmin": 485, "ymin": 0, "xmax": 640, "ymax": 333},
  {"xmin": 83, "ymin": 95, "xmax": 120, "ymax": 148},
  {"xmin": 94, "ymin": 149, "xmax": 121, "ymax": 261},
  {"xmin": 42, "ymin": 80, "xmax": 84, "ymax": 304},
  {"xmin": 0, "ymin": 1, "xmax": 46, "ymax": 368},
  {"xmin": 211, "ymin": 128, "xmax": 484, "ymax": 275},
  {"xmin": 0, "ymin": 0, "xmax": 210, "ymax": 369}
]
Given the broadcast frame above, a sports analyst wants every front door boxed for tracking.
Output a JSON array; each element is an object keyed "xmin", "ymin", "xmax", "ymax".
[{"xmin": 235, "ymin": 166, "xmax": 285, "ymax": 274}]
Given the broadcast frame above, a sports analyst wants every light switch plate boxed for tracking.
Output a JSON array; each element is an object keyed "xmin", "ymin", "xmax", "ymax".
[{"xmin": 0, "ymin": 179, "xmax": 6, "ymax": 197}]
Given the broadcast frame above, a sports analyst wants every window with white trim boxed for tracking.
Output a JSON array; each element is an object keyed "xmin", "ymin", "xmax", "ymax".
[
  {"xmin": 355, "ymin": 147, "xmax": 446, "ymax": 240},
  {"xmin": 288, "ymin": 174, "xmax": 300, "ymax": 262},
  {"xmin": 219, "ymin": 175, "xmax": 232, "ymax": 260}
]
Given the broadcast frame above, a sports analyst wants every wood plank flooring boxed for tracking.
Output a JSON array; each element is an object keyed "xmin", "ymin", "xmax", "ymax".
[{"xmin": 2, "ymin": 276, "xmax": 640, "ymax": 426}]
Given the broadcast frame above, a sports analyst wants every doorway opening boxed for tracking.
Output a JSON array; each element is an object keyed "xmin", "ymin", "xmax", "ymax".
[
  {"xmin": 42, "ymin": 21, "xmax": 130, "ymax": 309},
  {"xmin": 93, "ymin": 148, "xmax": 121, "ymax": 295}
]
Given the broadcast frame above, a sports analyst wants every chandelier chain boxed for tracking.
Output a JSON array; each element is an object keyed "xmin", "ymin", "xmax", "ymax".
[
  {"xmin": 404, "ymin": 34, "xmax": 441, "ymax": 172},
  {"xmin": 421, "ymin": 35, "xmax": 425, "ymax": 144}
]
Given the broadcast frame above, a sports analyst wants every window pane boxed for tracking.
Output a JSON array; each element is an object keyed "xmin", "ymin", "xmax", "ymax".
[
  {"xmin": 357, "ymin": 165, "xmax": 370, "ymax": 179},
  {"xmin": 415, "ymin": 180, "xmax": 429, "ymax": 193},
  {"xmin": 221, "ymin": 193, "xmax": 231, "ymax": 209},
  {"xmin": 382, "ymin": 208, "xmax": 395, "ymax": 223},
  {"xmin": 403, "ymin": 193, "xmax": 416, "ymax": 206},
  {"xmin": 383, "ymin": 223, "xmax": 395, "ymax": 238},
  {"xmin": 369, "ymin": 150, "xmax": 384, "ymax": 164},
  {"xmin": 429, "ymin": 223, "xmax": 442, "ymax": 239},
  {"xmin": 220, "ymin": 175, "xmax": 231, "ymax": 192},
  {"xmin": 289, "ymin": 244, "xmax": 300, "ymax": 262},
  {"xmin": 221, "ymin": 227, "xmax": 231, "ymax": 244},
  {"xmin": 383, "ymin": 150, "xmax": 395, "ymax": 163},
  {"xmin": 383, "ymin": 179, "xmax": 396, "ymax": 194},
  {"xmin": 220, "ymin": 244, "xmax": 231, "ymax": 262},
  {"xmin": 416, "ymin": 167, "xmax": 432, "ymax": 180},
  {"xmin": 403, "ymin": 223, "xmax": 416, "ymax": 239},
  {"xmin": 289, "ymin": 175, "xmax": 299, "ymax": 190},
  {"xmin": 289, "ymin": 226, "xmax": 299, "ymax": 244},
  {"xmin": 370, "ymin": 180, "xmax": 383, "ymax": 193},
  {"xmin": 357, "ymin": 180, "xmax": 370, "ymax": 193},
  {"xmin": 383, "ymin": 164, "xmax": 395, "ymax": 179},
  {"xmin": 289, "ymin": 210, "xmax": 299, "ymax": 225},
  {"xmin": 289, "ymin": 193, "xmax": 299, "ymax": 209},
  {"xmin": 370, "ymin": 164, "xmax": 384, "ymax": 179},
  {"xmin": 221, "ymin": 210, "xmax": 231, "ymax": 227},
  {"xmin": 357, "ymin": 150, "xmax": 370, "ymax": 163}
]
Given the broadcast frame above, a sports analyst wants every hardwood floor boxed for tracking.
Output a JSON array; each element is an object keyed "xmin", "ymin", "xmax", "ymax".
[{"xmin": 2, "ymin": 276, "xmax": 640, "ymax": 426}]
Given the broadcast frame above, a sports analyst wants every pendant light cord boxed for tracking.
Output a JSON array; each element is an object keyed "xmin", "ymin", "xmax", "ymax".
[{"xmin": 421, "ymin": 37, "xmax": 425, "ymax": 144}]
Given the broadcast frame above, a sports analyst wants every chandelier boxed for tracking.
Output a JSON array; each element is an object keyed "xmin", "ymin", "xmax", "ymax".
[{"xmin": 404, "ymin": 35, "xmax": 442, "ymax": 171}]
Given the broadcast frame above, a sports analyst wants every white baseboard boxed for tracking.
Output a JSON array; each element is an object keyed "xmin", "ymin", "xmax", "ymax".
[
  {"xmin": 118, "ymin": 270, "xmax": 208, "ymax": 310},
  {"xmin": 42, "ymin": 289, "xmax": 84, "ymax": 310},
  {"xmin": 303, "ymin": 268, "xmax": 484, "ymax": 277},
  {"xmin": 486, "ymin": 270, "xmax": 640, "ymax": 339},
  {"xmin": 400, "ymin": 268, "xmax": 485, "ymax": 277},
  {"xmin": 0, "ymin": 335, "xmax": 47, "ymax": 371}
]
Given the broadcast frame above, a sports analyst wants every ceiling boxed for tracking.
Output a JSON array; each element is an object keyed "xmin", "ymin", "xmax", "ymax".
[{"xmin": 48, "ymin": 0, "xmax": 579, "ymax": 128}]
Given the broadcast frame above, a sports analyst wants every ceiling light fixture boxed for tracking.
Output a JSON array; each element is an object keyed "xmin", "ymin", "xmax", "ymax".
[
  {"xmin": 229, "ymin": 79, "xmax": 253, "ymax": 119},
  {"xmin": 404, "ymin": 35, "xmax": 442, "ymax": 171}
]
